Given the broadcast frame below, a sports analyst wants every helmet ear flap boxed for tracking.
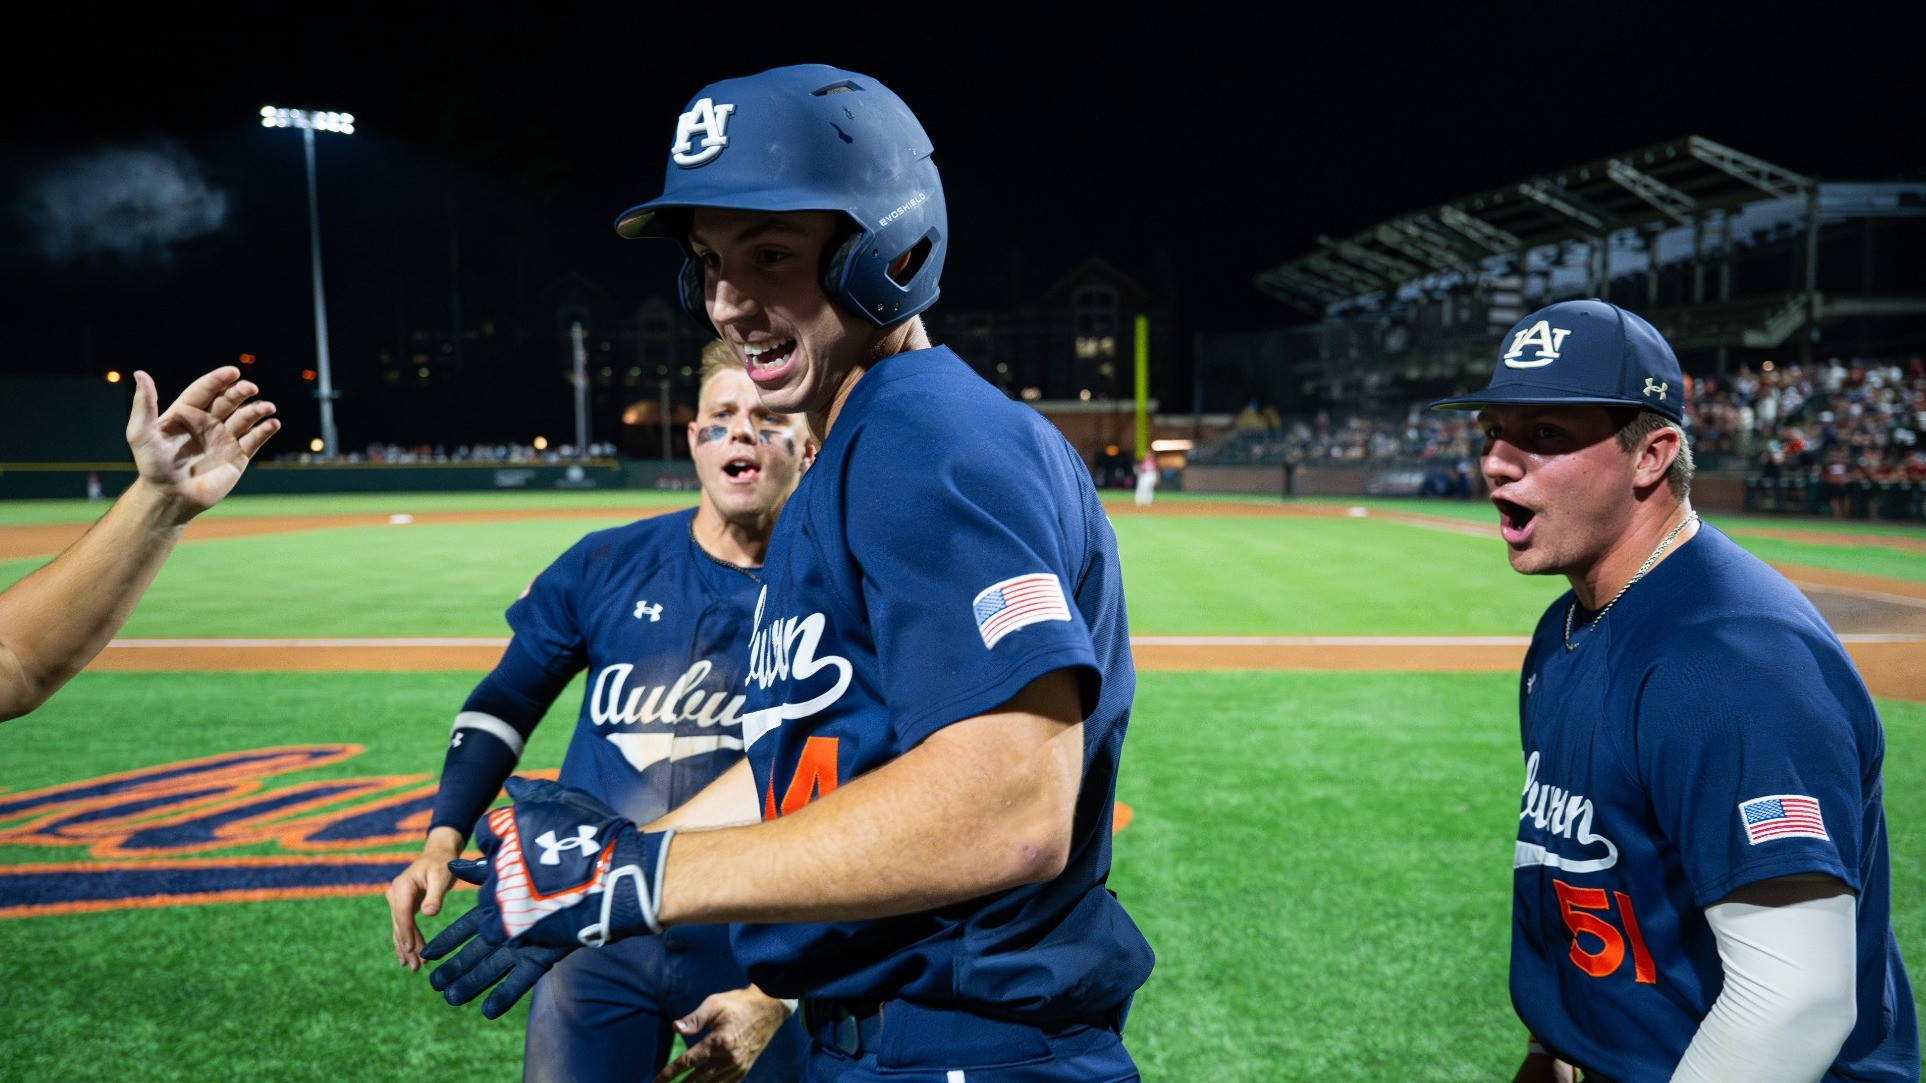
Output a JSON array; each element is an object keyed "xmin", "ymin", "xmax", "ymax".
[
  {"xmin": 819, "ymin": 230, "xmax": 865, "ymax": 318},
  {"xmin": 677, "ymin": 257, "xmax": 714, "ymax": 336}
]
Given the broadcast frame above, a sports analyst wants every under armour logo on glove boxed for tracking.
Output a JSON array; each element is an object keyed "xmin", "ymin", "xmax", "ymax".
[
  {"xmin": 430, "ymin": 776, "xmax": 674, "ymax": 950},
  {"xmin": 420, "ymin": 777, "xmax": 676, "ymax": 1020},
  {"xmin": 535, "ymin": 825, "xmax": 598, "ymax": 866}
]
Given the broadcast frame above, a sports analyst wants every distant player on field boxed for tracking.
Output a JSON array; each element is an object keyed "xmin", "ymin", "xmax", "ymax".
[
  {"xmin": 388, "ymin": 340, "xmax": 811, "ymax": 1082},
  {"xmin": 1430, "ymin": 298, "xmax": 1916, "ymax": 1082},
  {"xmin": 0, "ymin": 366, "xmax": 277, "ymax": 722},
  {"xmin": 420, "ymin": 64, "xmax": 1154, "ymax": 1082}
]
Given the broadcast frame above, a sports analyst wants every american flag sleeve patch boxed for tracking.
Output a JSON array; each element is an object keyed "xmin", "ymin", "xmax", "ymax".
[
  {"xmin": 1737, "ymin": 794, "xmax": 1830, "ymax": 845},
  {"xmin": 971, "ymin": 573, "xmax": 1073, "ymax": 650}
]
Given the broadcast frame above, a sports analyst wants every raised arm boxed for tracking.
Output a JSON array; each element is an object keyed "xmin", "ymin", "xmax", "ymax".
[{"xmin": 0, "ymin": 367, "xmax": 277, "ymax": 721}]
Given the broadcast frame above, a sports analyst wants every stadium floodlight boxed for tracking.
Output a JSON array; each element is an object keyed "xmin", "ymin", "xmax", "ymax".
[{"xmin": 261, "ymin": 105, "xmax": 355, "ymax": 457}]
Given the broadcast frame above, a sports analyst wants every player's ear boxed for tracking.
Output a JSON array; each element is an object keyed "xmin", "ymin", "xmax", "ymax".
[{"xmin": 1632, "ymin": 424, "xmax": 1680, "ymax": 489}]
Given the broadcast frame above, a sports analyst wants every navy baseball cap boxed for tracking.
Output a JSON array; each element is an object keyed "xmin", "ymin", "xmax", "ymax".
[{"xmin": 1429, "ymin": 299, "xmax": 1685, "ymax": 423}]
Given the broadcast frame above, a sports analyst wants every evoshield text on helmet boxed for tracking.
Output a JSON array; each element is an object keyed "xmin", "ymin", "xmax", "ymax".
[{"xmin": 615, "ymin": 64, "xmax": 947, "ymax": 333}]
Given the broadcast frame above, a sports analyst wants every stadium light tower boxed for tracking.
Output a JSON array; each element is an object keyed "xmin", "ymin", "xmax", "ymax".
[{"xmin": 261, "ymin": 105, "xmax": 354, "ymax": 458}]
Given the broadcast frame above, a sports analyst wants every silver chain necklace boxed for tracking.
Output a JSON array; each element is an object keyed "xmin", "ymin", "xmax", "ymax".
[{"xmin": 1563, "ymin": 513, "xmax": 1699, "ymax": 651}]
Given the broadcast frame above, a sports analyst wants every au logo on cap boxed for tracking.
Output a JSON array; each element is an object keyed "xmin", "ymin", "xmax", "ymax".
[
  {"xmin": 1503, "ymin": 321, "xmax": 1573, "ymax": 369},
  {"xmin": 672, "ymin": 97, "xmax": 736, "ymax": 166}
]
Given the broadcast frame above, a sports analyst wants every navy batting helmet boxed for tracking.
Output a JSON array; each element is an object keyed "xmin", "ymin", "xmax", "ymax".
[{"xmin": 615, "ymin": 64, "xmax": 947, "ymax": 333}]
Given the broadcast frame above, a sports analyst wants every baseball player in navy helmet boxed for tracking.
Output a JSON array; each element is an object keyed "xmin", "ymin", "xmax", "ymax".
[
  {"xmin": 389, "ymin": 340, "xmax": 812, "ymax": 1082},
  {"xmin": 1432, "ymin": 299, "xmax": 1916, "ymax": 1081},
  {"xmin": 418, "ymin": 64, "xmax": 1153, "ymax": 1082}
]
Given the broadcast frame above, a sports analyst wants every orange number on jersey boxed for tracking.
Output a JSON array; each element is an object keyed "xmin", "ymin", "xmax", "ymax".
[
  {"xmin": 1615, "ymin": 890, "xmax": 1657, "ymax": 984},
  {"xmin": 763, "ymin": 736, "xmax": 841, "ymax": 820},
  {"xmin": 1552, "ymin": 879, "xmax": 1657, "ymax": 985},
  {"xmin": 1553, "ymin": 880, "xmax": 1624, "ymax": 977}
]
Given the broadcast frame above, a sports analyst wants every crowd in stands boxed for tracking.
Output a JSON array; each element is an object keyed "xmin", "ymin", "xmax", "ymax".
[
  {"xmin": 1204, "ymin": 355, "xmax": 1926, "ymax": 488},
  {"xmin": 271, "ymin": 441, "xmax": 620, "ymax": 465},
  {"xmin": 1690, "ymin": 356, "xmax": 1926, "ymax": 485}
]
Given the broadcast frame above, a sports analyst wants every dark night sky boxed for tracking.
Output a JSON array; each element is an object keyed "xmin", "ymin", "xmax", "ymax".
[{"xmin": 3, "ymin": 3, "xmax": 1922, "ymax": 445}]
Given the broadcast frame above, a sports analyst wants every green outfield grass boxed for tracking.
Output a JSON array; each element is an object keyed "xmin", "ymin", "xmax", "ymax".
[
  {"xmin": 0, "ymin": 488, "xmax": 702, "ymax": 526},
  {"xmin": 0, "ymin": 502, "xmax": 1575, "ymax": 637},
  {"xmin": 3, "ymin": 671, "xmax": 1920, "ymax": 1081},
  {"xmin": 0, "ymin": 494, "xmax": 1922, "ymax": 1080}
]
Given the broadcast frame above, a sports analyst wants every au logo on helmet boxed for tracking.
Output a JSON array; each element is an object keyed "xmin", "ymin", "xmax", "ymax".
[
  {"xmin": 671, "ymin": 98, "xmax": 736, "ymax": 167},
  {"xmin": 1502, "ymin": 321, "xmax": 1573, "ymax": 369}
]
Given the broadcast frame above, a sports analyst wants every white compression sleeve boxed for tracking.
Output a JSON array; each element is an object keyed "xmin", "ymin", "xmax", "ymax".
[{"xmin": 1669, "ymin": 892, "xmax": 1857, "ymax": 1083}]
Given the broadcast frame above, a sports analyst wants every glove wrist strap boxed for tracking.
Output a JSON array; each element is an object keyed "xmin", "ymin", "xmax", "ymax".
[{"xmin": 580, "ymin": 828, "xmax": 674, "ymax": 946}]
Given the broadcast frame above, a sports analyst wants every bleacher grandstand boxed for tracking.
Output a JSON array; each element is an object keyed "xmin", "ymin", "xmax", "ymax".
[{"xmin": 1186, "ymin": 136, "xmax": 1926, "ymax": 520}]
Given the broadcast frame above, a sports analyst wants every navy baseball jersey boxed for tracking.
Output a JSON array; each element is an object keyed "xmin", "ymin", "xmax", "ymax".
[
  {"xmin": 508, "ymin": 507, "xmax": 756, "ymax": 826},
  {"xmin": 732, "ymin": 346, "xmax": 1154, "ymax": 1019},
  {"xmin": 465, "ymin": 507, "xmax": 804, "ymax": 1082},
  {"xmin": 1511, "ymin": 524, "xmax": 1916, "ymax": 1079}
]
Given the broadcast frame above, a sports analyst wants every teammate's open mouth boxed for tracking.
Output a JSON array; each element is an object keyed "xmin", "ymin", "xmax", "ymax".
[
  {"xmin": 723, "ymin": 456, "xmax": 759, "ymax": 480},
  {"xmin": 1494, "ymin": 498, "xmax": 1534, "ymax": 543}
]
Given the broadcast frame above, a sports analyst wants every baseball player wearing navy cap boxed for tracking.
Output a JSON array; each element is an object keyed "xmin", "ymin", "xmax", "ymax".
[
  {"xmin": 419, "ymin": 65, "xmax": 1153, "ymax": 1082},
  {"xmin": 390, "ymin": 343, "xmax": 812, "ymax": 1082},
  {"xmin": 1433, "ymin": 299, "xmax": 1916, "ymax": 1081}
]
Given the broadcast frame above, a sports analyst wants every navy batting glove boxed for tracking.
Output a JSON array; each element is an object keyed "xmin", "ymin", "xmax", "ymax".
[
  {"xmin": 421, "ymin": 907, "xmax": 573, "ymax": 1019},
  {"xmin": 446, "ymin": 775, "xmax": 675, "ymax": 950}
]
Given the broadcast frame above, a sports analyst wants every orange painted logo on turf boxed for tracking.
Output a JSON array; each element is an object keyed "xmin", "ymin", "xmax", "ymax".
[
  {"xmin": 0, "ymin": 746, "xmax": 554, "ymax": 919},
  {"xmin": 0, "ymin": 747, "xmax": 1135, "ymax": 918}
]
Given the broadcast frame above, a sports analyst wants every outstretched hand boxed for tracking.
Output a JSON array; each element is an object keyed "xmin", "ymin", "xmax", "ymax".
[{"xmin": 127, "ymin": 366, "xmax": 279, "ymax": 523}]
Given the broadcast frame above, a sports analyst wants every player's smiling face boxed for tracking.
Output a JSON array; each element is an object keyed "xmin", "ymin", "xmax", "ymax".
[
  {"xmin": 690, "ymin": 366, "xmax": 811, "ymax": 526},
  {"xmin": 689, "ymin": 207, "xmax": 882, "ymax": 424},
  {"xmin": 1477, "ymin": 404, "xmax": 1639, "ymax": 580}
]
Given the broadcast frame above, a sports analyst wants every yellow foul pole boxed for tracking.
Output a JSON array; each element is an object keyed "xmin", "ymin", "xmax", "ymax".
[{"xmin": 1133, "ymin": 313, "xmax": 1149, "ymax": 460}]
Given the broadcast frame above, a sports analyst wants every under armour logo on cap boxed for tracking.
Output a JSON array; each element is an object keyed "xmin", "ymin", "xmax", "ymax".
[
  {"xmin": 535, "ymin": 825, "xmax": 599, "ymax": 866},
  {"xmin": 1643, "ymin": 378, "xmax": 1668, "ymax": 401}
]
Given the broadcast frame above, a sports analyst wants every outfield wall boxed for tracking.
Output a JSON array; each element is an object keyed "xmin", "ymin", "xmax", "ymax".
[
  {"xmin": 1183, "ymin": 463, "xmax": 1753, "ymax": 515},
  {"xmin": 0, "ymin": 459, "xmax": 700, "ymax": 499}
]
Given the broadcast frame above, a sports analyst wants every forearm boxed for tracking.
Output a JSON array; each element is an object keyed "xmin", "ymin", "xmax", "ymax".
[
  {"xmin": 0, "ymin": 479, "xmax": 190, "ymax": 720},
  {"xmin": 648, "ymin": 758, "xmax": 759, "ymax": 832},
  {"xmin": 1670, "ymin": 890, "xmax": 1857, "ymax": 1082},
  {"xmin": 658, "ymin": 690, "xmax": 1083, "ymax": 925}
]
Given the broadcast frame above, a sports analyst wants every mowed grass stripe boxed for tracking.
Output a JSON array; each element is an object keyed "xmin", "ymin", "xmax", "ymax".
[
  {"xmin": 1111, "ymin": 515, "xmax": 1565, "ymax": 635},
  {"xmin": 1, "ymin": 512, "xmax": 1570, "ymax": 638},
  {"xmin": 0, "ymin": 520, "xmax": 632, "ymax": 638},
  {"xmin": 0, "ymin": 489, "xmax": 701, "ymax": 526}
]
